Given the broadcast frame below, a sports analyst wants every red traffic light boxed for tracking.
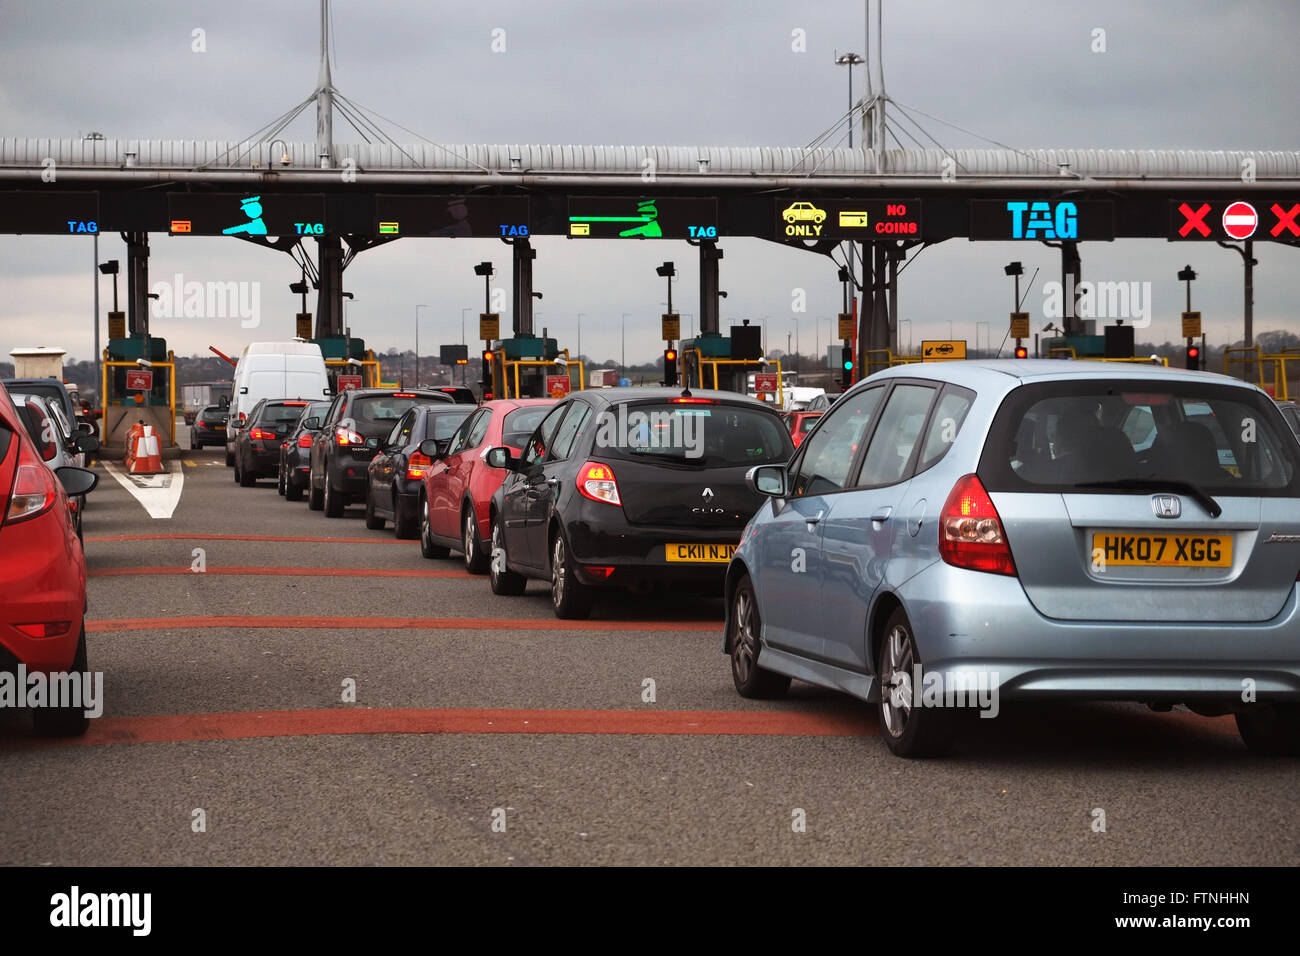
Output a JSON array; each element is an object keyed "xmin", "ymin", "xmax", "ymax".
[
  {"xmin": 664, "ymin": 349, "xmax": 677, "ymax": 362},
  {"xmin": 1014, "ymin": 346, "xmax": 1029, "ymax": 359},
  {"xmin": 481, "ymin": 350, "xmax": 493, "ymax": 363},
  {"xmin": 1188, "ymin": 346, "xmax": 1200, "ymax": 358}
]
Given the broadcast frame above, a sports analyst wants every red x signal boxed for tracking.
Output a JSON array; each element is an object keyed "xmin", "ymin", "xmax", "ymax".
[
  {"xmin": 1178, "ymin": 202, "xmax": 1212, "ymax": 237},
  {"xmin": 1270, "ymin": 203, "xmax": 1300, "ymax": 238}
]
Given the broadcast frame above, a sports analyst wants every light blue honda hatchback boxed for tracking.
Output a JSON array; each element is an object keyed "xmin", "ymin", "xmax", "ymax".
[{"xmin": 724, "ymin": 360, "xmax": 1300, "ymax": 757}]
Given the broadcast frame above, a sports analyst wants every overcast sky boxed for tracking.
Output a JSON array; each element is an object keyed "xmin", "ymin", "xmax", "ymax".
[{"xmin": 2, "ymin": 0, "xmax": 1299, "ymax": 366}]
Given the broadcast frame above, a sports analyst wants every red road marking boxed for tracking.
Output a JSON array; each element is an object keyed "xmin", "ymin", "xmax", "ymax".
[
  {"xmin": 86, "ymin": 533, "xmax": 409, "ymax": 544},
  {"xmin": 90, "ymin": 566, "xmax": 470, "ymax": 579},
  {"xmin": 16, "ymin": 707, "xmax": 875, "ymax": 747},
  {"xmin": 87, "ymin": 615, "xmax": 718, "ymax": 633}
]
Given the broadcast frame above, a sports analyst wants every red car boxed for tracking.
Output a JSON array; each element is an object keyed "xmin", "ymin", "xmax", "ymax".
[
  {"xmin": 419, "ymin": 398, "xmax": 557, "ymax": 572},
  {"xmin": 0, "ymin": 382, "xmax": 99, "ymax": 736},
  {"xmin": 782, "ymin": 410, "xmax": 823, "ymax": 449}
]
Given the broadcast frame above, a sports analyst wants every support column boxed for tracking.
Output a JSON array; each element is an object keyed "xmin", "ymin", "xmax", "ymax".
[
  {"xmin": 512, "ymin": 238, "xmax": 535, "ymax": 336},
  {"xmin": 314, "ymin": 235, "xmax": 344, "ymax": 339},
  {"xmin": 871, "ymin": 242, "xmax": 889, "ymax": 351},
  {"xmin": 887, "ymin": 248, "xmax": 899, "ymax": 352},
  {"xmin": 1061, "ymin": 240, "xmax": 1082, "ymax": 336},
  {"xmin": 699, "ymin": 241, "xmax": 722, "ymax": 336},
  {"xmin": 124, "ymin": 232, "xmax": 150, "ymax": 337},
  {"xmin": 1244, "ymin": 239, "xmax": 1254, "ymax": 348},
  {"xmin": 856, "ymin": 240, "xmax": 872, "ymax": 374}
]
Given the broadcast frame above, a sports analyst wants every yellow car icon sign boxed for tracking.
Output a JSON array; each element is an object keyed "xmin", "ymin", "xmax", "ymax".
[{"xmin": 782, "ymin": 202, "xmax": 826, "ymax": 225}]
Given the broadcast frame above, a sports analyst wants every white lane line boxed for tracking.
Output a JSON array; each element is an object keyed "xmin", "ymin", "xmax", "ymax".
[{"xmin": 101, "ymin": 460, "xmax": 186, "ymax": 519}]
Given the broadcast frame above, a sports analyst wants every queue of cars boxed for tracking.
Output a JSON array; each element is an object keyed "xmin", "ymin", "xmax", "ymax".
[{"xmin": 215, "ymin": 364, "xmax": 1300, "ymax": 758}]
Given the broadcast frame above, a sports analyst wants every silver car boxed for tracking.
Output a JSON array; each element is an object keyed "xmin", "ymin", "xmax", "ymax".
[
  {"xmin": 13, "ymin": 392, "xmax": 99, "ymax": 538},
  {"xmin": 725, "ymin": 360, "xmax": 1300, "ymax": 757}
]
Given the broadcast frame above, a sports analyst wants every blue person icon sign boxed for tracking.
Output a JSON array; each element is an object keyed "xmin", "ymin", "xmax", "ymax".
[{"xmin": 223, "ymin": 195, "xmax": 267, "ymax": 236}]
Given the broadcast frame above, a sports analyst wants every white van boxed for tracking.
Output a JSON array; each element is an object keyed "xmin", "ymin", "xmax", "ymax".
[{"xmin": 225, "ymin": 342, "xmax": 330, "ymax": 465}]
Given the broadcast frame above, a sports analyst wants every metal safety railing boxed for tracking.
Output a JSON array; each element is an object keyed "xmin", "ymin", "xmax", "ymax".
[
  {"xmin": 487, "ymin": 350, "xmax": 585, "ymax": 399},
  {"xmin": 687, "ymin": 351, "xmax": 784, "ymax": 407}
]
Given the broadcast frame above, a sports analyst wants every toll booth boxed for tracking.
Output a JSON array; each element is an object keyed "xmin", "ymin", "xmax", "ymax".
[
  {"xmin": 316, "ymin": 336, "xmax": 394, "ymax": 391},
  {"xmin": 100, "ymin": 334, "xmax": 178, "ymax": 455},
  {"xmin": 681, "ymin": 326, "xmax": 778, "ymax": 403},
  {"xmin": 485, "ymin": 335, "xmax": 584, "ymax": 399}
]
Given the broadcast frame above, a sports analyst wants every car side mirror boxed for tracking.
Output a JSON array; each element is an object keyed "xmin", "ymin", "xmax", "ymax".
[
  {"xmin": 55, "ymin": 466, "xmax": 99, "ymax": 496},
  {"xmin": 301, "ymin": 417, "xmax": 320, "ymax": 430},
  {"xmin": 419, "ymin": 438, "xmax": 452, "ymax": 459},
  {"xmin": 77, "ymin": 421, "xmax": 95, "ymax": 436},
  {"xmin": 485, "ymin": 446, "xmax": 515, "ymax": 470},
  {"xmin": 746, "ymin": 464, "xmax": 788, "ymax": 498},
  {"xmin": 76, "ymin": 434, "xmax": 100, "ymax": 453},
  {"xmin": 365, "ymin": 437, "xmax": 380, "ymax": 449}
]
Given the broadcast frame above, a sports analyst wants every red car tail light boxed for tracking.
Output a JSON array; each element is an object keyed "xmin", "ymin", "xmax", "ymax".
[
  {"xmin": 583, "ymin": 566, "xmax": 615, "ymax": 579},
  {"xmin": 577, "ymin": 461, "xmax": 621, "ymax": 506},
  {"xmin": 14, "ymin": 621, "xmax": 71, "ymax": 638},
  {"xmin": 335, "ymin": 425, "xmax": 364, "ymax": 446},
  {"xmin": 298, "ymin": 433, "xmax": 314, "ymax": 448},
  {"xmin": 670, "ymin": 397, "xmax": 716, "ymax": 404},
  {"xmin": 939, "ymin": 474, "xmax": 1016, "ymax": 576},
  {"xmin": 250, "ymin": 427, "xmax": 276, "ymax": 440},
  {"xmin": 406, "ymin": 451, "xmax": 433, "ymax": 480},
  {"xmin": 5, "ymin": 441, "xmax": 59, "ymax": 526}
]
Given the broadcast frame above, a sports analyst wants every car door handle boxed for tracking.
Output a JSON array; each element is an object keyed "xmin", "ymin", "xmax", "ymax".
[
  {"xmin": 871, "ymin": 508, "xmax": 893, "ymax": 524},
  {"xmin": 804, "ymin": 509, "xmax": 824, "ymax": 527},
  {"xmin": 545, "ymin": 477, "xmax": 560, "ymax": 487}
]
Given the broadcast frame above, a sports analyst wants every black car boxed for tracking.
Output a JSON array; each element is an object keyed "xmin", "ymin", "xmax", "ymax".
[
  {"xmin": 234, "ymin": 399, "xmax": 316, "ymax": 486},
  {"xmin": 485, "ymin": 388, "xmax": 794, "ymax": 618},
  {"xmin": 1, "ymin": 378, "xmax": 78, "ymax": 427},
  {"xmin": 431, "ymin": 385, "xmax": 477, "ymax": 404},
  {"xmin": 308, "ymin": 388, "xmax": 454, "ymax": 517},
  {"xmin": 364, "ymin": 403, "xmax": 474, "ymax": 537},
  {"xmin": 190, "ymin": 405, "xmax": 229, "ymax": 449},
  {"xmin": 278, "ymin": 400, "xmax": 332, "ymax": 500}
]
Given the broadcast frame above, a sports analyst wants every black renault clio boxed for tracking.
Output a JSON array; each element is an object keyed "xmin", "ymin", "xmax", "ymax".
[{"xmin": 485, "ymin": 388, "xmax": 793, "ymax": 618}]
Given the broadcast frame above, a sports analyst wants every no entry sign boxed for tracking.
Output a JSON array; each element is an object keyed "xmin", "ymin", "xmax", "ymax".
[{"xmin": 1222, "ymin": 201, "xmax": 1258, "ymax": 240}]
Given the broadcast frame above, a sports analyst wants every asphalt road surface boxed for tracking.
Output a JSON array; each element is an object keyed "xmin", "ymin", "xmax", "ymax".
[{"xmin": 2, "ymin": 425, "xmax": 1298, "ymax": 866}]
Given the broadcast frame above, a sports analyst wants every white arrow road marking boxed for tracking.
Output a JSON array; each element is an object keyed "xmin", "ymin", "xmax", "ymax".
[{"xmin": 101, "ymin": 460, "xmax": 185, "ymax": 519}]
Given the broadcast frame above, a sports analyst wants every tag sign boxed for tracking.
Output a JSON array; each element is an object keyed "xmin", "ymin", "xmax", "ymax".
[
  {"xmin": 838, "ymin": 313, "xmax": 855, "ymax": 340},
  {"xmin": 1181, "ymin": 311, "xmax": 1202, "ymax": 339},
  {"xmin": 546, "ymin": 374, "xmax": 571, "ymax": 399},
  {"xmin": 107, "ymin": 311, "xmax": 126, "ymax": 340},
  {"xmin": 661, "ymin": 313, "xmax": 680, "ymax": 341},
  {"xmin": 296, "ymin": 312, "xmax": 312, "ymax": 339},
  {"xmin": 920, "ymin": 340, "xmax": 967, "ymax": 361},
  {"xmin": 338, "ymin": 374, "xmax": 363, "ymax": 391},
  {"xmin": 479, "ymin": 313, "xmax": 500, "ymax": 340},
  {"xmin": 125, "ymin": 369, "xmax": 153, "ymax": 391},
  {"xmin": 1010, "ymin": 312, "xmax": 1031, "ymax": 339},
  {"xmin": 754, "ymin": 373, "xmax": 779, "ymax": 393}
]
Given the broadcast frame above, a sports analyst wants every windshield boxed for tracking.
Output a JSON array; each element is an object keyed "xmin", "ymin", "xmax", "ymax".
[
  {"xmin": 502, "ymin": 406, "xmax": 553, "ymax": 448},
  {"xmin": 425, "ymin": 407, "xmax": 473, "ymax": 440},
  {"xmin": 980, "ymin": 380, "xmax": 1300, "ymax": 496},
  {"xmin": 598, "ymin": 402, "xmax": 792, "ymax": 467},
  {"xmin": 264, "ymin": 403, "xmax": 314, "ymax": 425},
  {"xmin": 352, "ymin": 395, "xmax": 441, "ymax": 423}
]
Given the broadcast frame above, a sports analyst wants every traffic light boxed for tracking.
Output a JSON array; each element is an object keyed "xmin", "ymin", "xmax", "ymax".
[
  {"xmin": 1014, "ymin": 345, "xmax": 1029, "ymax": 359},
  {"xmin": 481, "ymin": 349, "xmax": 494, "ymax": 398},
  {"xmin": 663, "ymin": 348, "xmax": 678, "ymax": 386},
  {"xmin": 840, "ymin": 346, "xmax": 854, "ymax": 389},
  {"xmin": 1185, "ymin": 343, "xmax": 1200, "ymax": 370}
]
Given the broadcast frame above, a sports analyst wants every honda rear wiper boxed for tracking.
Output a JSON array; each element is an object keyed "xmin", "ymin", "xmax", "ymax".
[{"xmin": 1072, "ymin": 478, "xmax": 1222, "ymax": 518}]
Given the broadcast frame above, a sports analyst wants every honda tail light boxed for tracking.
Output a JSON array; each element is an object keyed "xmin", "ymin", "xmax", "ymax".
[
  {"xmin": 298, "ymin": 433, "xmax": 314, "ymax": 448},
  {"xmin": 5, "ymin": 441, "xmax": 59, "ymax": 526},
  {"xmin": 577, "ymin": 461, "xmax": 622, "ymax": 505},
  {"xmin": 406, "ymin": 452, "xmax": 433, "ymax": 480},
  {"xmin": 938, "ymin": 474, "xmax": 1017, "ymax": 576},
  {"xmin": 335, "ymin": 425, "xmax": 364, "ymax": 446}
]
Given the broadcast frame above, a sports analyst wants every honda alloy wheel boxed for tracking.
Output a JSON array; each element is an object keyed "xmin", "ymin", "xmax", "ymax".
[
  {"xmin": 728, "ymin": 576, "xmax": 790, "ymax": 699},
  {"xmin": 877, "ymin": 608, "xmax": 958, "ymax": 758}
]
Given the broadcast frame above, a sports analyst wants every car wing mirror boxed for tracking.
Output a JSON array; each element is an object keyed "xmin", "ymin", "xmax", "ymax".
[
  {"xmin": 301, "ymin": 417, "xmax": 320, "ymax": 430},
  {"xmin": 746, "ymin": 464, "xmax": 788, "ymax": 498},
  {"xmin": 485, "ymin": 446, "xmax": 515, "ymax": 470},
  {"xmin": 77, "ymin": 421, "xmax": 95, "ymax": 436},
  {"xmin": 365, "ymin": 437, "xmax": 380, "ymax": 450},
  {"xmin": 75, "ymin": 433, "xmax": 100, "ymax": 453},
  {"xmin": 55, "ymin": 466, "xmax": 99, "ymax": 496}
]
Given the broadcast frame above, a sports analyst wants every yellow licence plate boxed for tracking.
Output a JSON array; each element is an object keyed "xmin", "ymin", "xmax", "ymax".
[
  {"xmin": 665, "ymin": 543, "xmax": 736, "ymax": 563},
  {"xmin": 1091, "ymin": 532, "xmax": 1232, "ymax": 568}
]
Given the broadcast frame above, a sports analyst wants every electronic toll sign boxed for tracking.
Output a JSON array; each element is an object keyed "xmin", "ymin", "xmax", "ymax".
[
  {"xmin": 167, "ymin": 193, "xmax": 327, "ymax": 236},
  {"xmin": 1169, "ymin": 199, "xmax": 1300, "ymax": 241},
  {"xmin": 0, "ymin": 191, "xmax": 100, "ymax": 234},
  {"xmin": 776, "ymin": 198, "xmax": 922, "ymax": 240},
  {"xmin": 970, "ymin": 200, "xmax": 1114, "ymax": 241},
  {"xmin": 374, "ymin": 195, "xmax": 531, "ymax": 238},
  {"xmin": 567, "ymin": 197, "xmax": 718, "ymax": 239}
]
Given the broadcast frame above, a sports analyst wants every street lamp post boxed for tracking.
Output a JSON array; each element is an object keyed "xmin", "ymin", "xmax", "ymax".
[
  {"xmin": 621, "ymin": 312, "xmax": 632, "ymax": 373},
  {"xmin": 577, "ymin": 313, "xmax": 586, "ymax": 362},
  {"xmin": 834, "ymin": 52, "xmax": 865, "ymax": 149},
  {"xmin": 414, "ymin": 304, "xmax": 427, "ymax": 387},
  {"xmin": 791, "ymin": 317, "xmax": 801, "ymax": 374}
]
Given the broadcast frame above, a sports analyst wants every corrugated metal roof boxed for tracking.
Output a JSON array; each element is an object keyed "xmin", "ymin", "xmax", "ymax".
[{"xmin": 2, "ymin": 139, "xmax": 1298, "ymax": 179}]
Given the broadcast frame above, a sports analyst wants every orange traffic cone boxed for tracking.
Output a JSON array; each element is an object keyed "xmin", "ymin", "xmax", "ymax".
[
  {"xmin": 123, "ymin": 421, "xmax": 144, "ymax": 472},
  {"xmin": 127, "ymin": 423, "xmax": 163, "ymax": 475}
]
